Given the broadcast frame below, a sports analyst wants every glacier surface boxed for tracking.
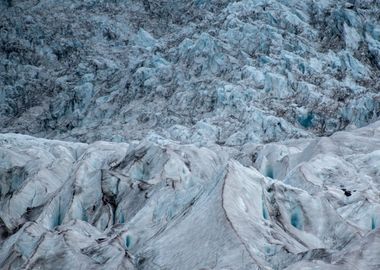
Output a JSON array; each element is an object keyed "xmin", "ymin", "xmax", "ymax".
[
  {"xmin": 0, "ymin": 122, "xmax": 380, "ymax": 269},
  {"xmin": 1, "ymin": 0, "xmax": 380, "ymax": 144},
  {"xmin": 1, "ymin": 0, "xmax": 380, "ymax": 269}
]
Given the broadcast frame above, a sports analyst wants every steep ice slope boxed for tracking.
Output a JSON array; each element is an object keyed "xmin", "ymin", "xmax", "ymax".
[
  {"xmin": 1, "ymin": 0, "xmax": 380, "ymax": 144},
  {"xmin": 1, "ymin": 122, "xmax": 380, "ymax": 269}
]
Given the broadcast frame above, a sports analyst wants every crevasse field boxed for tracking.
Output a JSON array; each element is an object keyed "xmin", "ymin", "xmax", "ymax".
[{"xmin": 0, "ymin": 0, "xmax": 380, "ymax": 269}]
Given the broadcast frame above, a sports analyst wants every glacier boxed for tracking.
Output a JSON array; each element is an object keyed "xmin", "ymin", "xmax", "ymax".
[
  {"xmin": 1, "ymin": 0, "xmax": 380, "ymax": 144},
  {"xmin": 1, "ymin": 0, "xmax": 380, "ymax": 269},
  {"xmin": 1, "ymin": 121, "xmax": 380, "ymax": 269}
]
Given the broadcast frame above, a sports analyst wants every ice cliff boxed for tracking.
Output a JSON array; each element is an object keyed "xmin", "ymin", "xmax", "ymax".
[{"xmin": 0, "ymin": 0, "xmax": 380, "ymax": 269}]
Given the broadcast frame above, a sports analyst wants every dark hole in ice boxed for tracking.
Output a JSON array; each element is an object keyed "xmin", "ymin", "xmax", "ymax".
[
  {"xmin": 0, "ymin": 218, "xmax": 10, "ymax": 239},
  {"xmin": 291, "ymin": 213, "xmax": 301, "ymax": 229},
  {"xmin": 341, "ymin": 188, "xmax": 351, "ymax": 197},
  {"xmin": 371, "ymin": 217, "xmax": 376, "ymax": 230},
  {"xmin": 298, "ymin": 112, "xmax": 314, "ymax": 128},
  {"xmin": 266, "ymin": 165, "xmax": 274, "ymax": 179},
  {"xmin": 125, "ymin": 235, "xmax": 131, "ymax": 248},
  {"xmin": 290, "ymin": 208, "xmax": 303, "ymax": 229},
  {"xmin": 137, "ymin": 256, "xmax": 146, "ymax": 265},
  {"xmin": 96, "ymin": 237, "xmax": 107, "ymax": 243},
  {"xmin": 251, "ymin": 152, "xmax": 258, "ymax": 163}
]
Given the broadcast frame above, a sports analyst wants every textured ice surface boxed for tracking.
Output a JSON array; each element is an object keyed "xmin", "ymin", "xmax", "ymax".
[
  {"xmin": 1, "ymin": 122, "xmax": 380, "ymax": 269},
  {"xmin": 1, "ymin": 0, "xmax": 380, "ymax": 145},
  {"xmin": 1, "ymin": 0, "xmax": 380, "ymax": 269}
]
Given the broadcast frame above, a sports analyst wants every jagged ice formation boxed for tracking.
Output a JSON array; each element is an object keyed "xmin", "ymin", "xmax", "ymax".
[{"xmin": 0, "ymin": 0, "xmax": 380, "ymax": 269}]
